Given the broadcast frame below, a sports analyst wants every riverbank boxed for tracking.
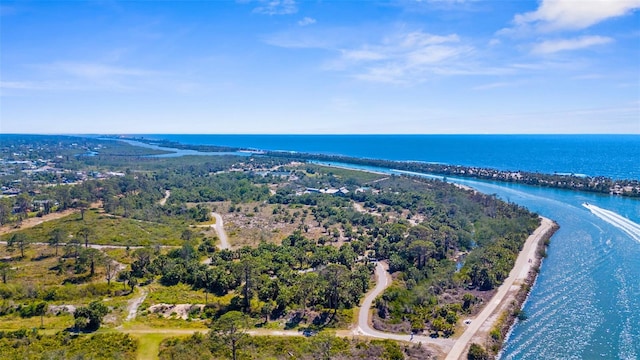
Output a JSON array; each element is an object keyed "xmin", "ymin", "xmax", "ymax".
[{"xmin": 446, "ymin": 217, "xmax": 558, "ymax": 359}]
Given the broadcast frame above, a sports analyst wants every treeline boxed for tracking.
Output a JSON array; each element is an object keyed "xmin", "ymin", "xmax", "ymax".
[{"xmin": 266, "ymin": 151, "xmax": 640, "ymax": 197}]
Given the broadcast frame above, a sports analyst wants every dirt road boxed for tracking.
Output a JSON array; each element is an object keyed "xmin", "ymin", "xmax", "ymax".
[
  {"xmin": 158, "ymin": 190, "xmax": 171, "ymax": 206},
  {"xmin": 126, "ymin": 289, "xmax": 149, "ymax": 321},
  {"xmin": 211, "ymin": 212, "xmax": 230, "ymax": 250},
  {"xmin": 353, "ymin": 261, "xmax": 455, "ymax": 353}
]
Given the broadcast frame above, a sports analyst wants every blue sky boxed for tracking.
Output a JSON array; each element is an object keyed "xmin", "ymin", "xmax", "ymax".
[{"xmin": 1, "ymin": 0, "xmax": 639, "ymax": 134}]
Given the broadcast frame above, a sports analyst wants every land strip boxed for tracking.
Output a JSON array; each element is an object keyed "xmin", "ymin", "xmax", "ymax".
[{"xmin": 445, "ymin": 217, "xmax": 555, "ymax": 360}]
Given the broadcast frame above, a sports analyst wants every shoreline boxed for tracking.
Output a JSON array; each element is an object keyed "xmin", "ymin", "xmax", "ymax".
[
  {"xmin": 445, "ymin": 217, "xmax": 558, "ymax": 360},
  {"xmin": 490, "ymin": 219, "xmax": 559, "ymax": 358}
]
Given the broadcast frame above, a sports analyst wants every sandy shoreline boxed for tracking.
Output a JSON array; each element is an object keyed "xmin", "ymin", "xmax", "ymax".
[{"xmin": 445, "ymin": 216, "xmax": 556, "ymax": 360}]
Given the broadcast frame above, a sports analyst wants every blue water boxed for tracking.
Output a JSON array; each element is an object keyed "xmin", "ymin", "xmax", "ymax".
[
  {"xmin": 143, "ymin": 135, "xmax": 640, "ymax": 180},
  {"xmin": 109, "ymin": 139, "xmax": 251, "ymax": 158},
  {"xmin": 131, "ymin": 134, "xmax": 640, "ymax": 359}
]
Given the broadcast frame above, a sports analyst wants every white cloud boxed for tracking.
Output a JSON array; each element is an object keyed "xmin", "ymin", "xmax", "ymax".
[
  {"xmin": 473, "ymin": 82, "xmax": 513, "ymax": 90},
  {"xmin": 342, "ymin": 49, "xmax": 387, "ymax": 61},
  {"xmin": 45, "ymin": 62, "xmax": 156, "ymax": 79},
  {"xmin": 253, "ymin": 0, "xmax": 297, "ymax": 15},
  {"xmin": 7, "ymin": 62, "xmax": 164, "ymax": 92},
  {"xmin": 510, "ymin": 0, "xmax": 640, "ymax": 32},
  {"xmin": 532, "ymin": 35, "xmax": 613, "ymax": 54},
  {"xmin": 334, "ymin": 31, "xmax": 474, "ymax": 83},
  {"xmin": 297, "ymin": 17, "xmax": 316, "ymax": 26}
]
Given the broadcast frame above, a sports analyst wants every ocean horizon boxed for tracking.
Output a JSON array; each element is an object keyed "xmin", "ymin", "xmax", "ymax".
[{"xmin": 133, "ymin": 134, "xmax": 640, "ymax": 180}]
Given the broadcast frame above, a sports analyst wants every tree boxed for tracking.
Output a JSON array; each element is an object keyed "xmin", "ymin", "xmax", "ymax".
[
  {"xmin": 65, "ymin": 237, "xmax": 82, "ymax": 261},
  {"xmin": 408, "ymin": 240, "xmax": 436, "ymax": 269},
  {"xmin": 0, "ymin": 198, "xmax": 11, "ymax": 226},
  {"xmin": 77, "ymin": 226, "xmax": 94, "ymax": 248},
  {"xmin": 104, "ymin": 258, "xmax": 119, "ymax": 287},
  {"xmin": 0, "ymin": 263, "xmax": 12, "ymax": 284},
  {"xmin": 78, "ymin": 248, "xmax": 104, "ymax": 276},
  {"xmin": 36, "ymin": 301, "xmax": 47, "ymax": 328},
  {"xmin": 131, "ymin": 247, "xmax": 153, "ymax": 278},
  {"xmin": 128, "ymin": 274, "xmax": 138, "ymax": 293},
  {"xmin": 234, "ymin": 255, "xmax": 259, "ymax": 313},
  {"xmin": 8, "ymin": 233, "xmax": 29, "ymax": 258},
  {"xmin": 209, "ymin": 311, "xmax": 249, "ymax": 360},
  {"xmin": 75, "ymin": 200, "xmax": 90, "ymax": 220},
  {"xmin": 15, "ymin": 193, "xmax": 31, "ymax": 218},
  {"xmin": 74, "ymin": 300, "xmax": 109, "ymax": 332},
  {"xmin": 320, "ymin": 264, "xmax": 350, "ymax": 315},
  {"xmin": 467, "ymin": 343, "xmax": 489, "ymax": 360},
  {"xmin": 117, "ymin": 271, "xmax": 130, "ymax": 291},
  {"xmin": 295, "ymin": 272, "xmax": 319, "ymax": 316},
  {"xmin": 49, "ymin": 228, "xmax": 67, "ymax": 256},
  {"xmin": 260, "ymin": 301, "xmax": 274, "ymax": 324}
]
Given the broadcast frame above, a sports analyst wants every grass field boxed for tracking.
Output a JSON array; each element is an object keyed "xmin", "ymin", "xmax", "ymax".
[{"xmin": 0, "ymin": 209, "xmax": 188, "ymax": 246}]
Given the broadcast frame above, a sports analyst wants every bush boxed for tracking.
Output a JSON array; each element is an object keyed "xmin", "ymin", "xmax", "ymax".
[
  {"xmin": 73, "ymin": 301, "xmax": 109, "ymax": 332},
  {"xmin": 467, "ymin": 343, "xmax": 489, "ymax": 360},
  {"xmin": 18, "ymin": 301, "xmax": 47, "ymax": 318}
]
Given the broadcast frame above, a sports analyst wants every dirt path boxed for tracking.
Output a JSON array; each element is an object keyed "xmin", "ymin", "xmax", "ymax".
[
  {"xmin": 353, "ymin": 261, "xmax": 455, "ymax": 353},
  {"xmin": 126, "ymin": 289, "xmax": 149, "ymax": 322},
  {"xmin": 124, "ymin": 328, "xmax": 302, "ymax": 337},
  {"xmin": 0, "ymin": 241, "xmax": 176, "ymax": 251},
  {"xmin": 445, "ymin": 217, "xmax": 555, "ymax": 360},
  {"xmin": 200, "ymin": 212, "xmax": 229, "ymax": 265},
  {"xmin": 0, "ymin": 209, "xmax": 79, "ymax": 236},
  {"xmin": 158, "ymin": 190, "xmax": 170, "ymax": 206},
  {"xmin": 211, "ymin": 212, "xmax": 230, "ymax": 250}
]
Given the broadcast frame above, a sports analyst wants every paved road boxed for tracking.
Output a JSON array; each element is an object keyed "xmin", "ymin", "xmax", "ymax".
[{"xmin": 445, "ymin": 217, "xmax": 554, "ymax": 360}]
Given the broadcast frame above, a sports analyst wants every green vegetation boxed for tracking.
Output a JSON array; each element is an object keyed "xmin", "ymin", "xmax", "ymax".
[
  {"xmin": 467, "ymin": 343, "xmax": 490, "ymax": 360},
  {"xmin": 0, "ymin": 330, "xmax": 137, "ymax": 360},
  {"xmin": 73, "ymin": 300, "xmax": 109, "ymax": 332},
  {"xmin": 270, "ymin": 151, "xmax": 640, "ymax": 197},
  {"xmin": 0, "ymin": 135, "xmax": 547, "ymax": 358},
  {"xmin": 1, "ymin": 209, "xmax": 189, "ymax": 246},
  {"xmin": 159, "ymin": 332, "xmax": 434, "ymax": 360}
]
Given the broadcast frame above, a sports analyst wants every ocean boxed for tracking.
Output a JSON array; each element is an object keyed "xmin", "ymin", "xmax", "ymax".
[
  {"xmin": 142, "ymin": 134, "xmax": 640, "ymax": 180},
  {"xmin": 137, "ymin": 134, "xmax": 639, "ymax": 359}
]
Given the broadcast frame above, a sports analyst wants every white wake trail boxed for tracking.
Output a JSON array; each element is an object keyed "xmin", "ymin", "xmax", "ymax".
[{"xmin": 582, "ymin": 203, "xmax": 640, "ymax": 243}]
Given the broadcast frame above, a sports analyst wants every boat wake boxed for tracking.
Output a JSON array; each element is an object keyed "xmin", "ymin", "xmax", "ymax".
[{"xmin": 582, "ymin": 203, "xmax": 640, "ymax": 244}]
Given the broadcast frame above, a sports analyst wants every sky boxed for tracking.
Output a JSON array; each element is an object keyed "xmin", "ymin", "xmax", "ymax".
[{"xmin": 1, "ymin": 0, "xmax": 639, "ymax": 134}]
